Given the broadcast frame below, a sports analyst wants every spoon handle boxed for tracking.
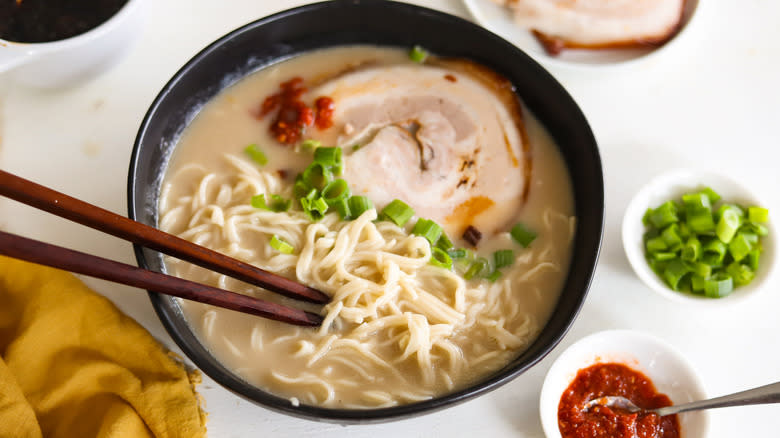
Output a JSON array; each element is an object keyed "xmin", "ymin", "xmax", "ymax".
[{"xmin": 656, "ymin": 381, "xmax": 780, "ymax": 416}]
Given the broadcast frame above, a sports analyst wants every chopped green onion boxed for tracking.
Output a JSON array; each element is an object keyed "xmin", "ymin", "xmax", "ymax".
[
  {"xmin": 691, "ymin": 274, "xmax": 707, "ymax": 294},
  {"xmin": 300, "ymin": 190, "xmax": 329, "ymax": 221},
  {"xmin": 429, "ymin": 247, "xmax": 453, "ymax": 270},
  {"xmin": 652, "ymin": 251, "xmax": 677, "ymax": 262},
  {"xmin": 493, "ymin": 249, "xmax": 515, "ymax": 269},
  {"xmin": 409, "ymin": 45, "xmax": 428, "ymax": 63},
  {"xmin": 303, "ymin": 188, "xmax": 318, "ymax": 203},
  {"xmin": 748, "ymin": 207, "xmax": 769, "ymax": 223},
  {"xmin": 646, "ymin": 236, "xmax": 668, "ymax": 253},
  {"xmin": 647, "ymin": 258, "xmax": 669, "ymax": 276},
  {"xmin": 302, "ymin": 162, "xmax": 333, "ymax": 191},
  {"xmin": 293, "ymin": 175, "xmax": 310, "ymax": 200},
  {"xmin": 662, "ymin": 259, "xmax": 690, "ymax": 291},
  {"xmin": 677, "ymin": 274, "xmax": 693, "ymax": 293},
  {"xmin": 510, "ymin": 222, "xmax": 537, "ymax": 247},
  {"xmin": 687, "ymin": 261, "xmax": 712, "ymax": 278},
  {"xmin": 381, "ymin": 199, "xmax": 415, "ymax": 227},
  {"xmin": 452, "ymin": 248, "xmax": 475, "ymax": 273},
  {"xmin": 448, "ymin": 248, "xmax": 469, "ymax": 259},
  {"xmin": 251, "ymin": 194, "xmax": 291, "ymax": 212},
  {"xmin": 642, "ymin": 208, "xmax": 654, "ymax": 227},
  {"xmin": 436, "ymin": 232, "xmax": 454, "ymax": 252},
  {"xmin": 680, "ymin": 236, "xmax": 702, "ymax": 262},
  {"xmin": 648, "ymin": 201, "xmax": 679, "ymax": 228},
  {"xmin": 643, "ymin": 228, "xmax": 660, "ymax": 240},
  {"xmin": 678, "ymin": 222, "xmax": 691, "ymax": 240},
  {"xmin": 331, "ymin": 198, "xmax": 351, "ymax": 220},
  {"xmin": 464, "ymin": 257, "xmax": 488, "ymax": 280},
  {"xmin": 630, "ymin": 190, "xmax": 765, "ymax": 298},
  {"xmin": 686, "ymin": 208, "xmax": 715, "ymax": 234},
  {"xmin": 728, "ymin": 232, "xmax": 757, "ymax": 262},
  {"xmin": 270, "ymin": 235, "xmax": 294, "ymax": 254},
  {"xmin": 310, "ymin": 197, "xmax": 328, "ymax": 215},
  {"xmin": 702, "ymin": 253, "xmax": 725, "ymax": 268},
  {"xmin": 715, "ymin": 204, "xmax": 744, "ymax": 222},
  {"xmin": 300, "ymin": 139, "xmax": 321, "ymax": 151},
  {"xmin": 716, "ymin": 206, "xmax": 741, "ymax": 243},
  {"xmin": 348, "ymin": 196, "xmax": 373, "ymax": 218},
  {"xmin": 412, "ymin": 218, "xmax": 443, "ymax": 246},
  {"xmin": 704, "ymin": 273, "xmax": 733, "ymax": 298},
  {"xmin": 682, "ymin": 192, "xmax": 711, "ymax": 212},
  {"xmin": 703, "ymin": 238, "xmax": 727, "ymax": 257},
  {"xmin": 313, "ymin": 146, "xmax": 343, "ymax": 175},
  {"xmin": 741, "ymin": 222, "xmax": 769, "ymax": 237},
  {"xmin": 747, "ymin": 248, "xmax": 761, "ymax": 271},
  {"xmin": 701, "ymin": 238, "xmax": 727, "ymax": 267},
  {"xmin": 321, "ymin": 179, "xmax": 350, "ymax": 205},
  {"xmin": 244, "ymin": 144, "xmax": 268, "ymax": 166},
  {"xmin": 726, "ymin": 262, "xmax": 755, "ymax": 286},
  {"xmin": 700, "ymin": 187, "xmax": 721, "ymax": 204},
  {"xmin": 660, "ymin": 224, "xmax": 683, "ymax": 252},
  {"xmin": 485, "ymin": 270, "xmax": 503, "ymax": 282}
]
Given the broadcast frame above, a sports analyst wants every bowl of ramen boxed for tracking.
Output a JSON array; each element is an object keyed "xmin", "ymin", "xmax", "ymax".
[{"xmin": 128, "ymin": 0, "xmax": 603, "ymax": 422}]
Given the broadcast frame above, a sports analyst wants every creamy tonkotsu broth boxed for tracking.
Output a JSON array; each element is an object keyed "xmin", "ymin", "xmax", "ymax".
[{"xmin": 159, "ymin": 46, "xmax": 575, "ymax": 409}]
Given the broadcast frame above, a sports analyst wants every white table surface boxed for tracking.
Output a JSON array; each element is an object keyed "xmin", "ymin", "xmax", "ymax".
[{"xmin": 2, "ymin": 1, "xmax": 779, "ymax": 436}]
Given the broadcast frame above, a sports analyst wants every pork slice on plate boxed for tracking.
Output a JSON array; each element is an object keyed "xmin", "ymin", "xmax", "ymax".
[{"xmin": 497, "ymin": 0, "xmax": 686, "ymax": 55}]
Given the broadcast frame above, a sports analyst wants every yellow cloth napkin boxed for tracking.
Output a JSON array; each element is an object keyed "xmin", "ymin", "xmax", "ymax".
[{"xmin": 0, "ymin": 255, "xmax": 207, "ymax": 438}]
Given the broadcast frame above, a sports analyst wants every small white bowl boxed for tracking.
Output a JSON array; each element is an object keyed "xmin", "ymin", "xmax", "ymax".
[
  {"xmin": 462, "ymin": 0, "xmax": 700, "ymax": 72},
  {"xmin": 622, "ymin": 169, "xmax": 777, "ymax": 307},
  {"xmin": 0, "ymin": 0, "xmax": 146, "ymax": 88},
  {"xmin": 539, "ymin": 330, "xmax": 709, "ymax": 438}
]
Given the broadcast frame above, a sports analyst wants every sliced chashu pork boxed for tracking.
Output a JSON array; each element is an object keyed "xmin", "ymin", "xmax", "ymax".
[
  {"xmin": 310, "ymin": 60, "xmax": 530, "ymax": 238},
  {"xmin": 499, "ymin": 0, "xmax": 685, "ymax": 55}
]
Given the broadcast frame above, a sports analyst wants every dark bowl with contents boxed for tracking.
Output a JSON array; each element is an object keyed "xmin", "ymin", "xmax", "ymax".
[
  {"xmin": 0, "ymin": 0, "xmax": 128, "ymax": 43},
  {"xmin": 0, "ymin": 0, "xmax": 144, "ymax": 87},
  {"xmin": 128, "ymin": 0, "xmax": 603, "ymax": 423}
]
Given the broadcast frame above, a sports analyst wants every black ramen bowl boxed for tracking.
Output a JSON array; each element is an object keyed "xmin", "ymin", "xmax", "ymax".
[{"xmin": 128, "ymin": 0, "xmax": 603, "ymax": 423}]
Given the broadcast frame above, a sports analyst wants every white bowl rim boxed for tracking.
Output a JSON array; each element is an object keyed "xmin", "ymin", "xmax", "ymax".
[
  {"xmin": 461, "ymin": 0, "xmax": 702, "ymax": 72},
  {"xmin": 539, "ymin": 329, "xmax": 710, "ymax": 438},
  {"xmin": 622, "ymin": 168, "xmax": 777, "ymax": 308}
]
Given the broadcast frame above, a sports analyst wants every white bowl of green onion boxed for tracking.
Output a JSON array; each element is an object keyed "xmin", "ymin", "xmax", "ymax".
[{"xmin": 622, "ymin": 169, "xmax": 776, "ymax": 306}]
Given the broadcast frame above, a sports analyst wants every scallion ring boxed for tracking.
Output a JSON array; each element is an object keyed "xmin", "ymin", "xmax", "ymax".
[
  {"xmin": 381, "ymin": 199, "xmax": 415, "ymax": 227},
  {"xmin": 270, "ymin": 235, "xmax": 294, "ymax": 254},
  {"xmin": 429, "ymin": 247, "xmax": 453, "ymax": 270}
]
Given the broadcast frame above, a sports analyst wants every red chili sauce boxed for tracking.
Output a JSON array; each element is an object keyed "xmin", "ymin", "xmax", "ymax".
[
  {"xmin": 558, "ymin": 363, "xmax": 680, "ymax": 438},
  {"xmin": 258, "ymin": 77, "xmax": 334, "ymax": 145}
]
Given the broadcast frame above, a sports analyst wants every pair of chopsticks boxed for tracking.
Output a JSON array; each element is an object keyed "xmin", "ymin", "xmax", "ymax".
[{"xmin": 0, "ymin": 169, "xmax": 327, "ymax": 326}]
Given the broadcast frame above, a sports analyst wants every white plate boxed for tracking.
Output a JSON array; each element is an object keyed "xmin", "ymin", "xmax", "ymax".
[
  {"xmin": 539, "ymin": 330, "xmax": 709, "ymax": 438},
  {"xmin": 462, "ymin": 0, "xmax": 700, "ymax": 71},
  {"xmin": 622, "ymin": 169, "xmax": 777, "ymax": 308}
]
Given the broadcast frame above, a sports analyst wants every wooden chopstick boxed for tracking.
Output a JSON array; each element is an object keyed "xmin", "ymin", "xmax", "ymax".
[
  {"xmin": 0, "ymin": 230, "xmax": 322, "ymax": 326},
  {"xmin": 0, "ymin": 169, "xmax": 329, "ymax": 304}
]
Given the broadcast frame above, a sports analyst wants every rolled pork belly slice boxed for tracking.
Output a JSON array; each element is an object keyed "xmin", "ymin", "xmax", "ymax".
[
  {"xmin": 501, "ymin": 0, "xmax": 686, "ymax": 56},
  {"xmin": 310, "ymin": 59, "xmax": 531, "ymax": 238}
]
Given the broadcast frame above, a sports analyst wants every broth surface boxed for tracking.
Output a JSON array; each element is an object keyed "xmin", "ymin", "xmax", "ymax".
[{"xmin": 159, "ymin": 46, "xmax": 575, "ymax": 408}]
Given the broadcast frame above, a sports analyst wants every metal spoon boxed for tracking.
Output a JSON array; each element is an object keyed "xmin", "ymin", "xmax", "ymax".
[{"xmin": 584, "ymin": 381, "xmax": 780, "ymax": 417}]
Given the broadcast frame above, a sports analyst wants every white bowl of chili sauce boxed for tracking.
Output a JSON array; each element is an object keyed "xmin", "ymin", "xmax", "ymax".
[{"xmin": 539, "ymin": 330, "xmax": 709, "ymax": 438}]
